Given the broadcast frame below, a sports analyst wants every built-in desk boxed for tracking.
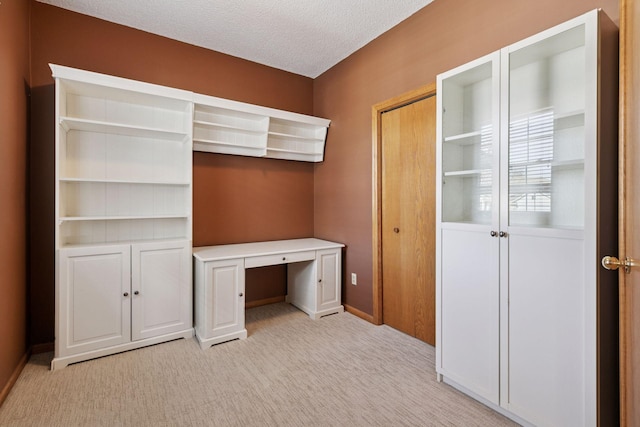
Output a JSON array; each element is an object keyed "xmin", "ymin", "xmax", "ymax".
[{"xmin": 193, "ymin": 238, "xmax": 345, "ymax": 349}]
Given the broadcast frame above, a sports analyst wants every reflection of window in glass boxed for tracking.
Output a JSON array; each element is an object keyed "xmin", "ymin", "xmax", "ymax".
[
  {"xmin": 475, "ymin": 124, "xmax": 493, "ymax": 212},
  {"xmin": 509, "ymin": 109, "xmax": 554, "ymax": 212}
]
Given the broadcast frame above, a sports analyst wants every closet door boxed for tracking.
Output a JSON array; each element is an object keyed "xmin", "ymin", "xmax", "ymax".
[
  {"xmin": 381, "ymin": 95, "xmax": 436, "ymax": 344},
  {"xmin": 436, "ymin": 51, "xmax": 501, "ymax": 404}
]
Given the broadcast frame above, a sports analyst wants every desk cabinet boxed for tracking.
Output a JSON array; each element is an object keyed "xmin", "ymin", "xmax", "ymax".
[
  {"xmin": 288, "ymin": 248, "xmax": 342, "ymax": 319},
  {"xmin": 194, "ymin": 258, "xmax": 247, "ymax": 349},
  {"xmin": 193, "ymin": 239, "xmax": 344, "ymax": 349}
]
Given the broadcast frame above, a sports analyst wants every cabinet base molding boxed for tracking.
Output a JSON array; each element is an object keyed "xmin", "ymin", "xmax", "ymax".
[
  {"xmin": 195, "ymin": 329, "xmax": 248, "ymax": 350},
  {"xmin": 51, "ymin": 328, "xmax": 194, "ymax": 370},
  {"xmin": 441, "ymin": 376, "xmax": 532, "ymax": 427},
  {"xmin": 286, "ymin": 297, "xmax": 343, "ymax": 320}
]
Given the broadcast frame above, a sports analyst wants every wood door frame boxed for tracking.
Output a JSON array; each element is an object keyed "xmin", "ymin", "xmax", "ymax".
[
  {"xmin": 619, "ymin": 0, "xmax": 637, "ymax": 424},
  {"xmin": 371, "ymin": 83, "xmax": 436, "ymax": 325}
]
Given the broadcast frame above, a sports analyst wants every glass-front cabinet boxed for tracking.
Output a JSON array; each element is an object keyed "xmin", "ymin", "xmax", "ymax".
[
  {"xmin": 435, "ymin": 51, "xmax": 502, "ymax": 406},
  {"xmin": 439, "ymin": 53, "xmax": 500, "ymax": 226},
  {"xmin": 506, "ymin": 24, "xmax": 587, "ymax": 230},
  {"xmin": 436, "ymin": 9, "xmax": 618, "ymax": 427}
]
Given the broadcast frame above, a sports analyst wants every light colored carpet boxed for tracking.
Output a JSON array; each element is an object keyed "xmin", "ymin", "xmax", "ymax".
[{"xmin": 0, "ymin": 303, "xmax": 518, "ymax": 426}]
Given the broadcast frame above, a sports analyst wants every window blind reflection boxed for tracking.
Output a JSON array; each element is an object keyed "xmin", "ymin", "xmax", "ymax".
[{"xmin": 509, "ymin": 108, "xmax": 554, "ymax": 213}]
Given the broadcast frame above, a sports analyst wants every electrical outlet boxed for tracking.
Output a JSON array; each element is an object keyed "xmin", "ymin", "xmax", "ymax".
[{"xmin": 351, "ymin": 273, "xmax": 357, "ymax": 285}]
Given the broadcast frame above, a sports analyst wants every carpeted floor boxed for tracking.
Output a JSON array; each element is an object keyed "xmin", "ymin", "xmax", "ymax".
[{"xmin": 0, "ymin": 303, "xmax": 518, "ymax": 426}]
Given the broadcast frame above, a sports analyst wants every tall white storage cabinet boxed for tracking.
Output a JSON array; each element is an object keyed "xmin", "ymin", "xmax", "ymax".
[
  {"xmin": 435, "ymin": 10, "xmax": 619, "ymax": 426},
  {"xmin": 51, "ymin": 64, "xmax": 194, "ymax": 369}
]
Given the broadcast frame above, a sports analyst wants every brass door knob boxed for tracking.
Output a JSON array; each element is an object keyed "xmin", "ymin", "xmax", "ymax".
[{"xmin": 602, "ymin": 255, "xmax": 639, "ymax": 274}]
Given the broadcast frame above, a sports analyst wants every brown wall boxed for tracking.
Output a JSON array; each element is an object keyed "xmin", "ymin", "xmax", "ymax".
[
  {"xmin": 0, "ymin": 0, "xmax": 30, "ymax": 401},
  {"xmin": 28, "ymin": 1, "xmax": 315, "ymax": 344},
  {"xmin": 313, "ymin": 0, "xmax": 620, "ymax": 315},
  {"xmin": 19, "ymin": 0, "xmax": 624, "ymax": 343}
]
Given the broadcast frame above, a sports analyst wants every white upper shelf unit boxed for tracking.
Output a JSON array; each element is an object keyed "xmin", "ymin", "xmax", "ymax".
[{"xmin": 193, "ymin": 93, "xmax": 330, "ymax": 162}]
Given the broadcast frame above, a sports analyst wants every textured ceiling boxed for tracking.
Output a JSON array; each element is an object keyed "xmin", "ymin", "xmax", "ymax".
[{"xmin": 36, "ymin": 0, "xmax": 433, "ymax": 78}]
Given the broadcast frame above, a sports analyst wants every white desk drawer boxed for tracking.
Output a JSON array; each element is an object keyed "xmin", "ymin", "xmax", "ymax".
[{"xmin": 245, "ymin": 251, "xmax": 316, "ymax": 268}]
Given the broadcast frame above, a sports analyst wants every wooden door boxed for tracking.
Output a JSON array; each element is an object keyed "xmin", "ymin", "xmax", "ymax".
[
  {"xmin": 381, "ymin": 95, "xmax": 436, "ymax": 344},
  {"xmin": 619, "ymin": 1, "xmax": 640, "ymax": 425}
]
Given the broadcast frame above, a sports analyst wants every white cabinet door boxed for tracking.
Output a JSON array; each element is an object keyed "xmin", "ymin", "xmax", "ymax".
[
  {"xmin": 201, "ymin": 258, "xmax": 245, "ymax": 340},
  {"xmin": 497, "ymin": 11, "xmax": 610, "ymax": 426},
  {"xmin": 131, "ymin": 240, "xmax": 192, "ymax": 341},
  {"xmin": 57, "ymin": 245, "xmax": 131, "ymax": 357},
  {"xmin": 504, "ymin": 233, "xmax": 585, "ymax": 426},
  {"xmin": 316, "ymin": 249, "xmax": 341, "ymax": 313},
  {"xmin": 439, "ymin": 227, "xmax": 500, "ymax": 404},
  {"xmin": 436, "ymin": 50, "xmax": 501, "ymax": 404},
  {"xmin": 288, "ymin": 249, "xmax": 344, "ymax": 319}
]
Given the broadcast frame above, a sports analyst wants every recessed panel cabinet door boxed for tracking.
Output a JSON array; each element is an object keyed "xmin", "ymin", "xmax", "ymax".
[
  {"xmin": 439, "ymin": 227, "xmax": 500, "ymax": 404},
  {"xmin": 57, "ymin": 245, "xmax": 131, "ymax": 357},
  {"xmin": 204, "ymin": 259, "xmax": 245, "ymax": 338},
  {"xmin": 131, "ymin": 240, "xmax": 192, "ymax": 341},
  {"xmin": 316, "ymin": 248, "xmax": 341, "ymax": 312}
]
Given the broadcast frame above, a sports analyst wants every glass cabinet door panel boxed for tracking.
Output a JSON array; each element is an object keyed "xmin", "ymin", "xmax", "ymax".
[
  {"xmin": 507, "ymin": 24, "xmax": 586, "ymax": 229},
  {"xmin": 441, "ymin": 60, "xmax": 495, "ymax": 224}
]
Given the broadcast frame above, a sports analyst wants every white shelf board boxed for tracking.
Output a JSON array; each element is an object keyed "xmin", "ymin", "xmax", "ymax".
[
  {"xmin": 509, "ymin": 159, "xmax": 584, "ymax": 169},
  {"xmin": 551, "ymin": 159, "xmax": 584, "ymax": 170},
  {"xmin": 193, "ymin": 138, "xmax": 265, "ymax": 151},
  {"xmin": 444, "ymin": 169, "xmax": 490, "ymax": 177},
  {"xmin": 60, "ymin": 117, "xmax": 188, "ymax": 141},
  {"xmin": 193, "ymin": 120, "xmax": 266, "ymax": 135},
  {"xmin": 268, "ymin": 131, "xmax": 324, "ymax": 142},
  {"xmin": 267, "ymin": 147, "xmax": 322, "ymax": 155},
  {"xmin": 443, "ymin": 129, "xmax": 488, "ymax": 145},
  {"xmin": 59, "ymin": 178, "xmax": 190, "ymax": 186},
  {"xmin": 59, "ymin": 214, "xmax": 189, "ymax": 222},
  {"xmin": 554, "ymin": 110, "xmax": 584, "ymax": 130}
]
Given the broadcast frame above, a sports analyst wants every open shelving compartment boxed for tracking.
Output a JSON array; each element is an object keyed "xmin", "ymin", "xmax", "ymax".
[
  {"xmin": 193, "ymin": 93, "xmax": 330, "ymax": 162},
  {"xmin": 52, "ymin": 64, "xmax": 193, "ymax": 249}
]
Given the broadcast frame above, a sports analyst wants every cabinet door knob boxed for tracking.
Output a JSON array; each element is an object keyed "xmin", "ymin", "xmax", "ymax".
[
  {"xmin": 282, "ymin": 257, "xmax": 286, "ymax": 261},
  {"xmin": 134, "ymin": 291, "xmax": 139, "ymax": 295},
  {"xmin": 393, "ymin": 227, "xmax": 400, "ymax": 233},
  {"xmin": 490, "ymin": 231, "xmax": 497, "ymax": 237},
  {"xmin": 239, "ymin": 292, "xmax": 244, "ymax": 297},
  {"xmin": 499, "ymin": 231, "xmax": 508, "ymax": 238},
  {"xmin": 123, "ymin": 292, "xmax": 129, "ymax": 297},
  {"xmin": 318, "ymin": 279, "xmax": 322, "ymax": 283}
]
